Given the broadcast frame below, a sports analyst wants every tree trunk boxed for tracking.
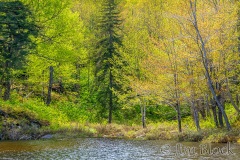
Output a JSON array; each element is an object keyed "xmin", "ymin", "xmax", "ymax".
[
  {"xmin": 190, "ymin": 0, "xmax": 231, "ymax": 130},
  {"xmin": 42, "ymin": 70, "xmax": 45, "ymax": 101},
  {"xmin": 218, "ymin": 106, "xmax": 224, "ymax": 127},
  {"xmin": 199, "ymin": 108, "xmax": 206, "ymax": 120},
  {"xmin": 205, "ymin": 95, "xmax": 211, "ymax": 117},
  {"xmin": 176, "ymin": 101, "xmax": 182, "ymax": 132},
  {"xmin": 217, "ymin": 94, "xmax": 225, "ymax": 127},
  {"xmin": 194, "ymin": 108, "xmax": 200, "ymax": 131},
  {"xmin": 197, "ymin": 99, "xmax": 206, "ymax": 120},
  {"xmin": 209, "ymin": 83, "xmax": 230, "ymax": 129},
  {"xmin": 236, "ymin": 94, "xmax": 239, "ymax": 106},
  {"xmin": 58, "ymin": 79, "xmax": 64, "ymax": 94},
  {"xmin": 174, "ymin": 72, "xmax": 181, "ymax": 132},
  {"xmin": 192, "ymin": 100, "xmax": 201, "ymax": 131},
  {"xmin": 3, "ymin": 80, "xmax": 11, "ymax": 101},
  {"xmin": 75, "ymin": 63, "xmax": 81, "ymax": 102},
  {"xmin": 46, "ymin": 66, "xmax": 53, "ymax": 106},
  {"xmin": 225, "ymin": 77, "xmax": 240, "ymax": 113},
  {"xmin": 212, "ymin": 104, "xmax": 219, "ymax": 128},
  {"xmin": 108, "ymin": 69, "xmax": 113, "ymax": 124},
  {"xmin": 141, "ymin": 101, "xmax": 146, "ymax": 128}
]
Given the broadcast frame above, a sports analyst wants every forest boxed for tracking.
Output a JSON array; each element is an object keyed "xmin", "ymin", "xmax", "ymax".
[{"xmin": 0, "ymin": 0, "xmax": 240, "ymax": 142}]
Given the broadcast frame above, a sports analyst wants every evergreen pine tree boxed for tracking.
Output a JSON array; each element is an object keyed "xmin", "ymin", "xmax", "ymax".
[
  {"xmin": 94, "ymin": 0, "xmax": 123, "ymax": 123},
  {"xmin": 0, "ymin": 1, "xmax": 38, "ymax": 100}
]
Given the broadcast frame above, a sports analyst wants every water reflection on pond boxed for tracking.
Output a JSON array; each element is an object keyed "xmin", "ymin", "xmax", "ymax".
[{"xmin": 0, "ymin": 138, "xmax": 239, "ymax": 159}]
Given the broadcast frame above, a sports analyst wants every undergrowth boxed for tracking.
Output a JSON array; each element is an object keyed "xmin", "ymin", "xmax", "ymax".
[{"xmin": 0, "ymin": 99, "xmax": 239, "ymax": 143}]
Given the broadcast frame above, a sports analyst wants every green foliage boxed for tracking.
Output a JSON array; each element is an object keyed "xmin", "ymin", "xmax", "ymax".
[
  {"xmin": 55, "ymin": 101, "xmax": 89, "ymax": 122},
  {"xmin": 0, "ymin": 98, "xmax": 92, "ymax": 130},
  {"xmin": 0, "ymin": 1, "xmax": 38, "ymax": 58},
  {"xmin": 0, "ymin": 1, "xmax": 38, "ymax": 100}
]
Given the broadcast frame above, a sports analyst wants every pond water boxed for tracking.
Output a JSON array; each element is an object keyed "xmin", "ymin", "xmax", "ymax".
[{"xmin": 0, "ymin": 138, "xmax": 239, "ymax": 160}]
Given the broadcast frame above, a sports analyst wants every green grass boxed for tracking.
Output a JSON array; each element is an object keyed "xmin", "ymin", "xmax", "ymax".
[{"xmin": 0, "ymin": 99, "xmax": 83, "ymax": 131}]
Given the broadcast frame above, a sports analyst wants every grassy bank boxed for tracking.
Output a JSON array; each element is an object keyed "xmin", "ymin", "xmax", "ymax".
[{"xmin": 0, "ymin": 99, "xmax": 239, "ymax": 143}]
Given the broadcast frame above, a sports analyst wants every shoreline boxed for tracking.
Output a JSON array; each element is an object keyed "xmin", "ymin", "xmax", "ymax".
[{"xmin": 2, "ymin": 123, "xmax": 239, "ymax": 144}]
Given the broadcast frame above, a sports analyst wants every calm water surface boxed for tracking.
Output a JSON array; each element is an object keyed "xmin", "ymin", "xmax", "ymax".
[{"xmin": 0, "ymin": 138, "xmax": 239, "ymax": 160}]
